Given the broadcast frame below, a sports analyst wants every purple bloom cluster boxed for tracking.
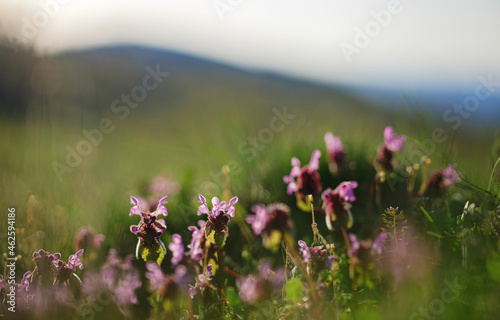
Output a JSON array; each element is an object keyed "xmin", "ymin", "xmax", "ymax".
[
  {"xmin": 324, "ymin": 132, "xmax": 346, "ymax": 174},
  {"xmin": 283, "ymin": 150, "xmax": 322, "ymax": 201},
  {"xmin": 321, "ymin": 181, "xmax": 358, "ymax": 230},
  {"xmin": 376, "ymin": 126, "xmax": 406, "ymax": 172},
  {"xmin": 82, "ymin": 249, "xmax": 141, "ymax": 306},
  {"xmin": 32, "ymin": 249, "xmax": 84, "ymax": 286},
  {"xmin": 298, "ymin": 240, "xmax": 336, "ymax": 275},
  {"xmin": 168, "ymin": 234, "xmax": 184, "ymax": 265},
  {"xmin": 130, "ymin": 196, "xmax": 168, "ymax": 247},
  {"xmin": 145, "ymin": 262, "xmax": 189, "ymax": 300},
  {"xmin": 188, "ymin": 264, "xmax": 213, "ymax": 299},
  {"xmin": 246, "ymin": 202, "xmax": 293, "ymax": 250},
  {"xmin": 74, "ymin": 226, "xmax": 104, "ymax": 252},
  {"xmin": 187, "ymin": 220, "xmax": 207, "ymax": 262},
  {"xmin": 349, "ymin": 233, "xmax": 388, "ymax": 265},
  {"xmin": 425, "ymin": 164, "xmax": 459, "ymax": 195},
  {"xmin": 237, "ymin": 261, "xmax": 284, "ymax": 304},
  {"xmin": 197, "ymin": 194, "xmax": 238, "ymax": 248}
]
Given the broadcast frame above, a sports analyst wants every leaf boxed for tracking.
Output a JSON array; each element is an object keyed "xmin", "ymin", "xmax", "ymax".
[
  {"xmin": 226, "ymin": 287, "xmax": 241, "ymax": 307},
  {"xmin": 285, "ymin": 278, "xmax": 304, "ymax": 303},
  {"xmin": 427, "ymin": 231, "xmax": 443, "ymax": 238},
  {"xmin": 139, "ymin": 240, "xmax": 166, "ymax": 265}
]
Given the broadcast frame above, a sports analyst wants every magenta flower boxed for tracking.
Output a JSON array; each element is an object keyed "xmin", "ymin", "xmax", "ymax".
[
  {"xmin": 168, "ymin": 234, "xmax": 184, "ymax": 265},
  {"xmin": 425, "ymin": 164, "xmax": 459, "ymax": 195},
  {"xmin": 32, "ymin": 249, "xmax": 61, "ymax": 287},
  {"xmin": 348, "ymin": 232, "xmax": 388, "ymax": 259},
  {"xmin": 297, "ymin": 240, "xmax": 335, "ymax": 275},
  {"xmin": 145, "ymin": 262, "xmax": 189, "ymax": 301},
  {"xmin": 83, "ymin": 249, "xmax": 141, "ymax": 307},
  {"xmin": 321, "ymin": 181, "xmax": 358, "ymax": 230},
  {"xmin": 129, "ymin": 196, "xmax": 168, "ymax": 259},
  {"xmin": 443, "ymin": 164, "xmax": 459, "ymax": 187},
  {"xmin": 74, "ymin": 226, "xmax": 104, "ymax": 252},
  {"xmin": 197, "ymin": 194, "xmax": 238, "ymax": 248},
  {"xmin": 283, "ymin": 150, "xmax": 323, "ymax": 208},
  {"xmin": 187, "ymin": 221, "xmax": 206, "ymax": 262},
  {"xmin": 376, "ymin": 126, "xmax": 406, "ymax": 172},
  {"xmin": 298, "ymin": 240, "xmax": 311, "ymax": 263},
  {"xmin": 324, "ymin": 132, "xmax": 346, "ymax": 174},
  {"xmin": 384, "ymin": 126, "xmax": 406, "ymax": 152},
  {"xmin": 246, "ymin": 203, "xmax": 293, "ymax": 251},
  {"xmin": 236, "ymin": 261, "xmax": 284, "ymax": 305},
  {"xmin": 188, "ymin": 264, "xmax": 213, "ymax": 299},
  {"xmin": 148, "ymin": 176, "xmax": 181, "ymax": 198}
]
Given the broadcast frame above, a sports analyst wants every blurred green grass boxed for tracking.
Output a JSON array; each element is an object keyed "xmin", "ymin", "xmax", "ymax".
[{"xmin": 0, "ymin": 101, "xmax": 499, "ymax": 319}]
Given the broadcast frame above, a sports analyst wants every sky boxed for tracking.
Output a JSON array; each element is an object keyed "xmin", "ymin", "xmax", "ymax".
[{"xmin": 1, "ymin": 0, "xmax": 500, "ymax": 91}]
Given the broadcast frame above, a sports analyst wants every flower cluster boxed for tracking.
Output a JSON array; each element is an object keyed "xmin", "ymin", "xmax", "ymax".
[
  {"xmin": 283, "ymin": 150, "xmax": 322, "ymax": 210},
  {"xmin": 32, "ymin": 249, "xmax": 84, "ymax": 287},
  {"xmin": 188, "ymin": 265, "xmax": 213, "ymax": 299},
  {"xmin": 237, "ymin": 261, "xmax": 284, "ymax": 304},
  {"xmin": 82, "ymin": 249, "xmax": 141, "ymax": 306},
  {"xmin": 130, "ymin": 195, "xmax": 168, "ymax": 262},
  {"xmin": 298, "ymin": 240, "xmax": 336, "ymax": 275},
  {"xmin": 197, "ymin": 194, "xmax": 238, "ymax": 248},
  {"xmin": 246, "ymin": 202, "xmax": 293, "ymax": 251},
  {"xmin": 321, "ymin": 181, "xmax": 358, "ymax": 230},
  {"xmin": 324, "ymin": 132, "xmax": 346, "ymax": 174},
  {"xmin": 375, "ymin": 126, "xmax": 406, "ymax": 173},
  {"xmin": 425, "ymin": 164, "xmax": 459, "ymax": 195},
  {"xmin": 145, "ymin": 262, "xmax": 190, "ymax": 306}
]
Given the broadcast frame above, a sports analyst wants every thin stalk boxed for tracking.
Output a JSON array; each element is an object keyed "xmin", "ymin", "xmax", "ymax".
[
  {"xmin": 287, "ymin": 245, "xmax": 321, "ymax": 319},
  {"xmin": 216, "ymin": 247, "xmax": 226, "ymax": 316}
]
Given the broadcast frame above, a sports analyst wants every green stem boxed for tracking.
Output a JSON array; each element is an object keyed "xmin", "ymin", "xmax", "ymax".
[{"xmin": 216, "ymin": 247, "xmax": 225, "ymax": 316}]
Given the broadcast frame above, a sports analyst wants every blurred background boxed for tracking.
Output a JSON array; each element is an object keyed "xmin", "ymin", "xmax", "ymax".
[{"xmin": 1, "ymin": 0, "xmax": 500, "ymax": 260}]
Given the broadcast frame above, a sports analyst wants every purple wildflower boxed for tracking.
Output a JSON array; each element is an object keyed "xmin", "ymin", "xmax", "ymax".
[
  {"xmin": 74, "ymin": 226, "xmax": 105, "ymax": 252},
  {"xmin": 384, "ymin": 126, "xmax": 406, "ymax": 152},
  {"xmin": 197, "ymin": 194, "xmax": 238, "ymax": 248},
  {"xmin": 148, "ymin": 176, "xmax": 181, "ymax": 199},
  {"xmin": 188, "ymin": 264, "xmax": 213, "ymax": 299},
  {"xmin": 130, "ymin": 195, "xmax": 168, "ymax": 250},
  {"xmin": 55, "ymin": 249, "xmax": 84, "ymax": 285},
  {"xmin": 321, "ymin": 181, "xmax": 358, "ymax": 230},
  {"xmin": 283, "ymin": 150, "xmax": 322, "ymax": 202},
  {"xmin": 145, "ymin": 262, "xmax": 189, "ymax": 301},
  {"xmin": 187, "ymin": 220, "xmax": 206, "ymax": 261},
  {"xmin": 32, "ymin": 249, "xmax": 61, "ymax": 287},
  {"xmin": 443, "ymin": 164, "xmax": 459, "ymax": 186},
  {"xmin": 298, "ymin": 240, "xmax": 311, "ymax": 263},
  {"xmin": 348, "ymin": 232, "xmax": 388, "ymax": 264},
  {"xmin": 324, "ymin": 132, "xmax": 346, "ymax": 174},
  {"xmin": 297, "ymin": 241, "xmax": 336, "ymax": 275},
  {"xmin": 376, "ymin": 126, "xmax": 406, "ymax": 172},
  {"xmin": 425, "ymin": 164, "xmax": 459, "ymax": 195},
  {"xmin": 168, "ymin": 234, "xmax": 184, "ymax": 265},
  {"xmin": 237, "ymin": 261, "xmax": 284, "ymax": 305},
  {"xmin": 246, "ymin": 203, "xmax": 293, "ymax": 250},
  {"xmin": 83, "ymin": 249, "xmax": 141, "ymax": 307}
]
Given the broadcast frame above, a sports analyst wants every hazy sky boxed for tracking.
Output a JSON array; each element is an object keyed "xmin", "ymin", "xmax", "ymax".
[{"xmin": 1, "ymin": 0, "xmax": 500, "ymax": 89}]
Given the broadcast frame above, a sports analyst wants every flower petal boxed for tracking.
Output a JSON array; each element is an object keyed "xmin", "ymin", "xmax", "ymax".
[{"xmin": 308, "ymin": 149, "xmax": 321, "ymax": 171}]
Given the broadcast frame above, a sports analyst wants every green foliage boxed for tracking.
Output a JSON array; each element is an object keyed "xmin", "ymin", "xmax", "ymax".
[
  {"xmin": 139, "ymin": 240, "xmax": 166, "ymax": 265},
  {"xmin": 381, "ymin": 207, "xmax": 408, "ymax": 245},
  {"xmin": 285, "ymin": 277, "xmax": 304, "ymax": 303}
]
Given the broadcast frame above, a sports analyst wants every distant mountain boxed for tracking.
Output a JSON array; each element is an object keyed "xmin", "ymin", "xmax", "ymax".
[{"xmin": 0, "ymin": 44, "xmax": 498, "ymax": 129}]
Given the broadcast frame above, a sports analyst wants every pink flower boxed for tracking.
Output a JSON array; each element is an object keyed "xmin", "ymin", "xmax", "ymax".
[{"xmin": 283, "ymin": 150, "xmax": 322, "ymax": 199}]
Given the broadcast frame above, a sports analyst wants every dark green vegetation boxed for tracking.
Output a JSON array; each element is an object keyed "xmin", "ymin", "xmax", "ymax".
[{"xmin": 1, "ymin": 45, "xmax": 500, "ymax": 319}]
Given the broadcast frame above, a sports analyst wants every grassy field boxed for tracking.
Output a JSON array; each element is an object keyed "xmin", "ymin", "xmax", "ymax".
[
  {"xmin": 1, "ymin": 45, "xmax": 500, "ymax": 318},
  {"xmin": 1, "ymin": 99, "xmax": 499, "ymax": 319}
]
